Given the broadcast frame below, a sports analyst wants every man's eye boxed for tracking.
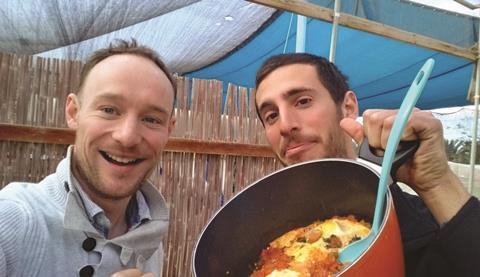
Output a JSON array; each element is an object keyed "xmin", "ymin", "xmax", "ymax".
[
  {"xmin": 143, "ymin": 117, "xmax": 163, "ymax": 125},
  {"xmin": 297, "ymin": 97, "xmax": 311, "ymax": 106},
  {"xmin": 101, "ymin": 107, "xmax": 116, "ymax": 114},
  {"xmin": 264, "ymin": 112, "xmax": 278, "ymax": 124}
]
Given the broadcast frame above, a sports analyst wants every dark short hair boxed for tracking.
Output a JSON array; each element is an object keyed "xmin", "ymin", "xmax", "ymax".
[
  {"xmin": 78, "ymin": 39, "xmax": 176, "ymax": 106},
  {"xmin": 255, "ymin": 53, "xmax": 350, "ymax": 105}
]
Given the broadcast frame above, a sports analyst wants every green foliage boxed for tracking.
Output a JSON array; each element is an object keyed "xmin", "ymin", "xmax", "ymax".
[{"xmin": 444, "ymin": 139, "xmax": 480, "ymax": 164}]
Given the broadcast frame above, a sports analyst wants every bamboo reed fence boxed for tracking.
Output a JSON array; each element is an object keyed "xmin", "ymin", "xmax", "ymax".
[{"xmin": 0, "ymin": 52, "xmax": 282, "ymax": 276}]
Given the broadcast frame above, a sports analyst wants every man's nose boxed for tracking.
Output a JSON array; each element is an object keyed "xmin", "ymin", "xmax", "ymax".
[
  {"xmin": 112, "ymin": 117, "xmax": 142, "ymax": 147},
  {"xmin": 278, "ymin": 111, "xmax": 299, "ymax": 136}
]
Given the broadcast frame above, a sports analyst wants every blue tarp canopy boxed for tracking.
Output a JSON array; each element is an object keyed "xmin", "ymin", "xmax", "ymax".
[{"xmin": 188, "ymin": 0, "xmax": 478, "ymax": 112}]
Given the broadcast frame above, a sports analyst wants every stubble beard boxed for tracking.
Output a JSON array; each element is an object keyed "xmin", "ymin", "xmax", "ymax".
[
  {"xmin": 323, "ymin": 123, "xmax": 350, "ymax": 159},
  {"xmin": 278, "ymin": 129, "xmax": 349, "ymax": 166},
  {"xmin": 72, "ymin": 150, "xmax": 147, "ymax": 201},
  {"xmin": 278, "ymin": 109, "xmax": 350, "ymax": 166}
]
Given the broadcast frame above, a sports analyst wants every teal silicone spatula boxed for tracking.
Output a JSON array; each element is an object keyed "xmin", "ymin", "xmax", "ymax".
[{"xmin": 338, "ymin": 58, "xmax": 435, "ymax": 264}]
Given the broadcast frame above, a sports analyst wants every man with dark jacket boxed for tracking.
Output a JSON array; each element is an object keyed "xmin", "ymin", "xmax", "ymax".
[{"xmin": 254, "ymin": 53, "xmax": 480, "ymax": 276}]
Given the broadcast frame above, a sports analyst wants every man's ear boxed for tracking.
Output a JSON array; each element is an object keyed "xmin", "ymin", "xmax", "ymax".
[
  {"xmin": 342, "ymin": 90, "xmax": 358, "ymax": 119},
  {"xmin": 65, "ymin": 93, "xmax": 79, "ymax": 129}
]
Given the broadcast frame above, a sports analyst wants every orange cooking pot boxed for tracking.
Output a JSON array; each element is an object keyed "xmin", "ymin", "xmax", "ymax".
[{"xmin": 193, "ymin": 142, "xmax": 417, "ymax": 276}]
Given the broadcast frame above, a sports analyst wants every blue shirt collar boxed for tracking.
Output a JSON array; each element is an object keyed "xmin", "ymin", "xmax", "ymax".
[{"xmin": 71, "ymin": 175, "xmax": 151, "ymax": 237}]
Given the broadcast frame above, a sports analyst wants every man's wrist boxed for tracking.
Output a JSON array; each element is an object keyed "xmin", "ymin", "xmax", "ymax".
[{"xmin": 417, "ymin": 170, "xmax": 471, "ymax": 225}]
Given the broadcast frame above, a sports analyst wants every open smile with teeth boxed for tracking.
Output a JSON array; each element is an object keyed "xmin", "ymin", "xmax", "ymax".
[{"xmin": 100, "ymin": 151, "xmax": 144, "ymax": 166}]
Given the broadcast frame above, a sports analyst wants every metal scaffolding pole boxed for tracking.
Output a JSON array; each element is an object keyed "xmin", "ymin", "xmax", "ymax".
[
  {"xmin": 329, "ymin": 0, "xmax": 341, "ymax": 62},
  {"xmin": 296, "ymin": 14, "xmax": 306, "ymax": 53},
  {"xmin": 468, "ymin": 29, "xmax": 480, "ymax": 193}
]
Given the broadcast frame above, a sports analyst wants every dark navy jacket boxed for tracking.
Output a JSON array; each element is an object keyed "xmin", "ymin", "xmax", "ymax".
[{"xmin": 390, "ymin": 184, "xmax": 480, "ymax": 277}]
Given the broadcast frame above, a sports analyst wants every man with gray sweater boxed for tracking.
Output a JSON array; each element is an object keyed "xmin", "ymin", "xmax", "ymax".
[{"xmin": 0, "ymin": 39, "xmax": 176, "ymax": 277}]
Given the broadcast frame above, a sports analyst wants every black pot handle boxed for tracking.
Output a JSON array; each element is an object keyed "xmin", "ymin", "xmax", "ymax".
[{"xmin": 358, "ymin": 137, "xmax": 419, "ymax": 179}]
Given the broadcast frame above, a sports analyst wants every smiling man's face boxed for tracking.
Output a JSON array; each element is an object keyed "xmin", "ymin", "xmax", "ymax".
[
  {"xmin": 66, "ymin": 54, "xmax": 175, "ymax": 201},
  {"xmin": 255, "ymin": 63, "xmax": 354, "ymax": 166}
]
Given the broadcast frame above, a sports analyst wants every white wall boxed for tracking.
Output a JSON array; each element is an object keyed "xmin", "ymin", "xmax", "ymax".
[{"xmin": 449, "ymin": 161, "xmax": 480, "ymax": 197}]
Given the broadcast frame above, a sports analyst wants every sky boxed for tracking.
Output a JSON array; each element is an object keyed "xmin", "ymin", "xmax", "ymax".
[
  {"xmin": 410, "ymin": 0, "xmax": 480, "ymax": 17},
  {"xmin": 432, "ymin": 105, "xmax": 480, "ymax": 141}
]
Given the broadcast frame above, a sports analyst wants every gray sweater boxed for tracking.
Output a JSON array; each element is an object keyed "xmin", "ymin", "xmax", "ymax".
[{"xmin": 0, "ymin": 148, "xmax": 169, "ymax": 277}]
